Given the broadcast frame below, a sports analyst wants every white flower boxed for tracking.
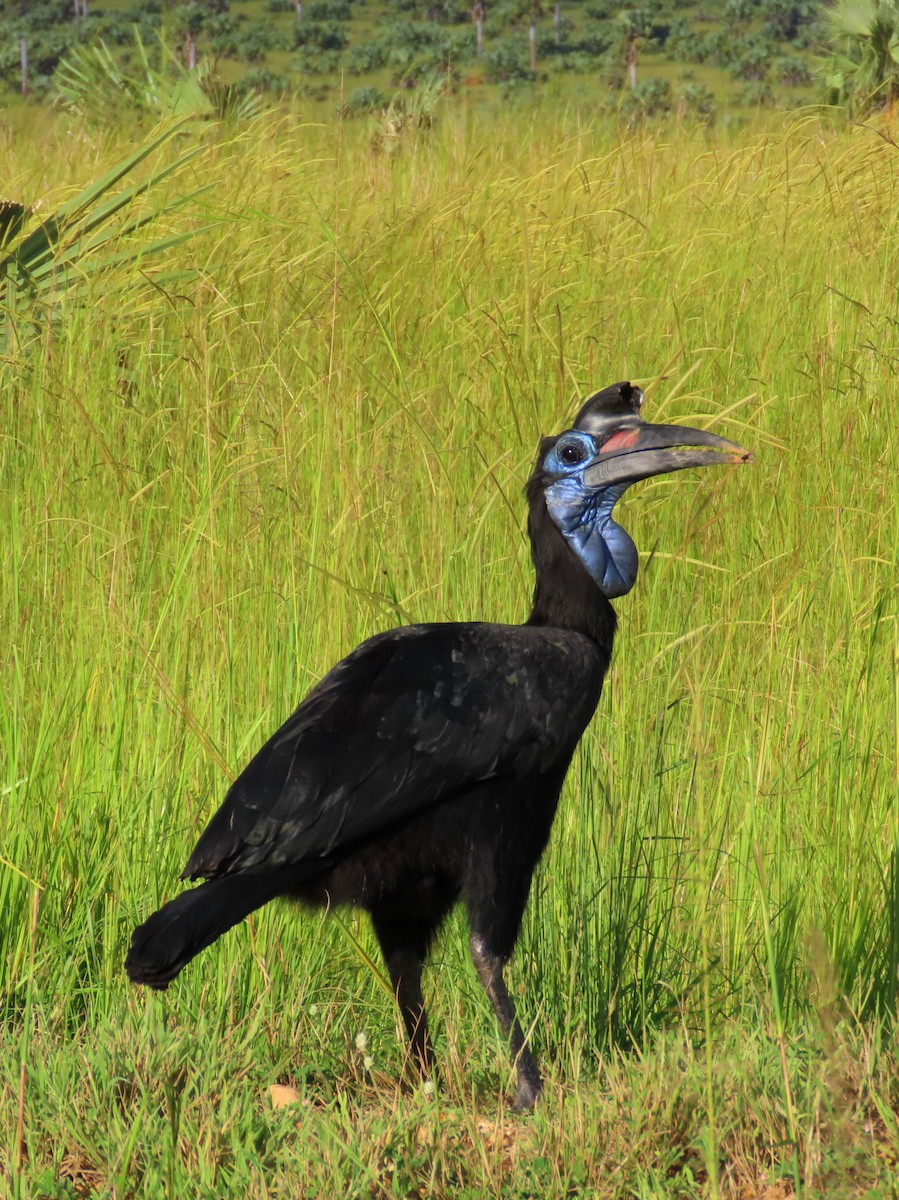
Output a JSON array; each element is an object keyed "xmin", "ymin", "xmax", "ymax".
[
  {"xmin": 422, "ymin": 1079, "xmax": 434, "ymax": 1098},
  {"xmin": 363, "ymin": 1055, "xmax": 374, "ymax": 1070},
  {"xmin": 355, "ymin": 1031, "xmax": 368, "ymax": 1052}
]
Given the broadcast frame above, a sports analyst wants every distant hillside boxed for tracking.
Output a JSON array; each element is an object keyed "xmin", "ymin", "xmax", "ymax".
[{"xmin": 1, "ymin": 0, "xmax": 827, "ymax": 116}]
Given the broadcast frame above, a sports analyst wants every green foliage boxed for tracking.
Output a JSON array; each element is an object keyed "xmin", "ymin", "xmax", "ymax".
[
  {"xmin": 369, "ymin": 71, "xmax": 446, "ymax": 147},
  {"xmin": 344, "ymin": 39, "xmax": 389, "ymax": 71},
  {"xmin": 55, "ymin": 29, "xmax": 264, "ymax": 120},
  {"xmin": 621, "ymin": 74, "xmax": 672, "ymax": 114},
  {"xmin": 233, "ymin": 20, "xmax": 292, "ymax": 60},
  {"xmin": 825, "ymin": 0, "xmax": 899, "ymax": 110},
  {"xmin": 484, "ymin": 33, "xmax": 535, "ymax": 81},
  {"xmin": 346, "ymin": 82, "xmax": 389, "ymax": 109},
  {"xmin": 760, "ymin": 0, "xmax": 821, "ymax": 41},
  {"xmin": 724, "ymin": 0, "xmax": 756, "ymax": 25},
  {"xmin": 562, "ymin": 18, "xmax": 615, "ymax": 58},
  {"xmin": 171, "ymin": 1, "xmax": 214, "ymax": 35},
  {"xmin": 0, "ymin": 26, "xmax": 69, "ymax": 95},
  {"xmin": 739, "ymin": 77, "xmax": 776, "ymax": 104},
  {"xmin": 728, "ymin": 38, "xmax": 773, "ymax": 81},
  {"xmin": 584, "ymin": 0, "xmax": 618, "ymax": 18},
  {"xmin": 666, "ymin": 18, "xmax": 705, "ymax": 62},
  {"xmin": 0, "ymin": 121, "xmax": 211, "ymax": 354},
  {"xmin": 308, "ymin": 0, "xmax": 352, "ymax": 17},
  {"xmin": 237, "ymin": 64, "xmax": 293, "ymax": 90},
  {"xmin": 293, "ymin": 19, "xmax": 350, "ymax": 48},
  {"xmin": 677, "ymin": 79, "xmax": 716, "ymax": 119},
  {"xmin": 772, "ymin": 52, "xmax": 814, "ymax": 84},
  {"xmin": 291, "ymin": 46, "xmax": 344, "ymax": 72},
  {"xmin": 0, "ymin": 0, "xmax": 835, "ymax": 116},
  {"xmin": 420, "ymin": 0, "xmax": 469, "ymax": 22},
  {"xmin": 90, "ymin": 10, "xmax": 162, "ymax": 46},
  {"xmin": 204, "ymin": 11, "xmax": 246, "ymax": 56}
]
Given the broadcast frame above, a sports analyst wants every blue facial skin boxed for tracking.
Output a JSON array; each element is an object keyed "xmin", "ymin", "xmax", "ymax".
[{"xmin": 543, "ymin": 431, "xmax": 640, "ymax": 599}]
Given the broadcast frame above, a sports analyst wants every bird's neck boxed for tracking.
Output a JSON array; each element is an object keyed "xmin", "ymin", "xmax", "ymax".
[{"xmin": 524, "ymin": 491, "xmax": 618, "ymax": 652}]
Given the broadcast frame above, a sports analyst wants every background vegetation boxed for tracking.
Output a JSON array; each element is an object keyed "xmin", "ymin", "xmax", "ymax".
[
  {"xmin": 1, "ymin": 91, "xmax": 898, "ymax": 1198},
  {"xmin": 0, "ymin": 0, "xmax": 839, "ymax": 117}
]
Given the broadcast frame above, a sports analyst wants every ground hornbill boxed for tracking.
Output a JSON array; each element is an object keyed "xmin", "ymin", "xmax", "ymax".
[{"xmin": 127, "ymin": 381, "xmax": 750, "ymax": 1109}]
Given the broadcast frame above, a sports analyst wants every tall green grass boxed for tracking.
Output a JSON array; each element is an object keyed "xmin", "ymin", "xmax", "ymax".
[{"xmin": 1, "ymin": 105, "xmax": 898, "ymax": 1196}]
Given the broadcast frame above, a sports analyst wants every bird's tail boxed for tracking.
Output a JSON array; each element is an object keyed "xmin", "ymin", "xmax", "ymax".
[{"xmin": 125, "ymin": 872, "xmax": 290, "ymax": 990}]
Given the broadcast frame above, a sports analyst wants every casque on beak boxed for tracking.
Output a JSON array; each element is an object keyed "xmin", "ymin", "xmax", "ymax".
[
  {"xmin": 571, "ymin": 381, "xmax": 752, "ymax": 490},
  {"xmin": 582, "ymin": 422, "xmax": 752, "ymax": 490}
]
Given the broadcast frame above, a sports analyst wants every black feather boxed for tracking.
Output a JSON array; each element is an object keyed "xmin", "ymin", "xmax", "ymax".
[{"xmin": 126, "ymin": 383, "xmax": 662, "ymax": 1110}]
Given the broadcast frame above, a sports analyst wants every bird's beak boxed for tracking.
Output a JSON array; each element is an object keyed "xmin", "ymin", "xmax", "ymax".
[{"xmin": 582, "ymin": 423, "xmax": 752, "ymax": 490}]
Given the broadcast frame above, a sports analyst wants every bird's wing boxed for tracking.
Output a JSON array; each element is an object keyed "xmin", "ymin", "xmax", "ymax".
[{"xmin": 183, "ymin": 622, "xmax": 603, "ymax": 879}]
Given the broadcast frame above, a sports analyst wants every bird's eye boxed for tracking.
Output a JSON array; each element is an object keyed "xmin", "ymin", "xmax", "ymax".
[{"xmin": 559, "ymin": 441, "xmax": 586, "ymax": 466}]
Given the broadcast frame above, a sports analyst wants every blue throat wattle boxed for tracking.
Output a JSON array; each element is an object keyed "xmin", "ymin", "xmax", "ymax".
[{"xmin": 544, "ymin": 480, "xmax": 638, "ymax": 599}]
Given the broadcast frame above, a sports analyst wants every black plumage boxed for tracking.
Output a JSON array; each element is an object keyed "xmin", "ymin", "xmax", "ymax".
[{"xmin": 126, "ymin": 381, "xmax": 749, "ymax": 1108}]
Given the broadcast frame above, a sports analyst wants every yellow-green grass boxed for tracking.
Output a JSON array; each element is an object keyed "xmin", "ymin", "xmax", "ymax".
[{"xmin": 1, "ymin": 104, "xmax": 897, "ymax": 1197}]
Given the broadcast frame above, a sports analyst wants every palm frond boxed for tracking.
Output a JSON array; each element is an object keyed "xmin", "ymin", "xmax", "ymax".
[{"xmin": 0, "ymin": 120, "xmax": 217, "ymax": 354}]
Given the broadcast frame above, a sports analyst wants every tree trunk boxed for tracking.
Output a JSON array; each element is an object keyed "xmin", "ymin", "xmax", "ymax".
[
  {"xmin": 554, "ymin": 3, "xmax": 560, "ymax": 45},
  {"xmin": 20, "ymin": 37, "xmax": 27, "ymax": 96},
  {"xmin": 627, "ymin": 35, "xmax": 638, "ymax": 89},
  {"xmin": 81, "ymin": 0, "xmax": 88, "ymax": 15},
  {"xmin": 188, "ymin": 30, "xmax": 197, "ymax": 70},
  {"xmin": 529, "ymin": 18, "xmax": 537, "ymax": 71},
  {"xmin": 476, "ymin": 16, "xmax": 483, "ymax": 58},
  {"xmin": 295, "ymin": 0, "xmax": 302, "ymax": 19}
]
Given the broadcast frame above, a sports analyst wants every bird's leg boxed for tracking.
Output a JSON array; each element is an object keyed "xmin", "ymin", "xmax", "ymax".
[
  {"xmin": 387, "ymin": 947, "xmax": 434, "ymax": 1074},
  {"xmin": 469, "ymin": 933, "xmax": 542, "ymax": 1110},
  {"xmin": 371, "ymin": 912, "xmax": 434, "ymax": 1077}
]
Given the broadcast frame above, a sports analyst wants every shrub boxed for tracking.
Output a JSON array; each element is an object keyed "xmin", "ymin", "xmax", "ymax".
[
  {"xmin": 789, "ymin": 19, "xmax": 827, "ymax": 50},
  {"xmin": 344, "ymin": 41, "xmax": 389, "ymax": 72},
  {"xmin": 294, "ymin": 20, "xmax": 349, "ymax": 49},
  {"xmin": 724, "ymin": 0, "xmax": 756, "ymax": 25},
  {"xmin": 235, "ymin": 66, "xmax": 292, "ymax": 92},
  {"xmin": 665, "ymin": 19, "xmax": 704, "ymax": 62},
  {"xmin": 484, "ymin": 35, "xmax": 534, "ymax": 82},
  {"xmin": 308, "ymin": 0, "xmax": 352, "ymax": 18},
  {"xmin": 677, "ymin": 81, "xmax": 716, "ymax": 121},
  {"xmin": 728, "ymin": 40, "xmax": 772, "ymax": 81},
  {"xmin": 290, "ymin": 48, "xmax": 343, "ymax": 73},
  {"xmin": 379, "ymin": 19, "xmax": 441, "ymax": 52},
  {"xmin": 772, "ymin": 54, "xmax": 813, "ymax": 86},
  {"xmin": 600, "ymin": 51, "xmax": 627, "ymax": 90},
  {"xmin": 554, "ymin": 51, "xmax": 599, "ymax": 73},
  {"xmin": 172, "ymin": 2, "xmax": 208, "ymax": 35},
  {"xmin": 622, "ymin": 75, "xmax": 673, "ymax": 115},
  {"xmin": 14, "ymin": 0, "xmax": 73, "ymax": 25},
  {"xmin": 571, "ymin": 21, "xmax": 616, "ymax": 57},
  {"xmin": 0, "ymin": 28, "xmax": 70, "ymax": 93},
  {"xmin": 346, "ymin": 84, "xmax": 388, "ymax": 110},
  {"xmin": 236, "ymin": 22, "xmax": 291, "ymax": 61},
  {"xmin": 89, "ymin": 12, "xmax": 162, "ymax": 44},
  {"xmin": 760, "ymin": 0, "xmax": 820, "ymax": 41},
  {"xmin": 424, "ymin": 0, "xmax": 470, "ymax": 22},
  {"xmin": 205, "ymin": 13, "xmax": 245, "ymax": 56},
  {"xmin": 585, "ymin": 1, "xmax": 617, "ymax": 18},
  {"xmin": 740, "ymin": 79, "xmax": 775, "ymax": 105}
]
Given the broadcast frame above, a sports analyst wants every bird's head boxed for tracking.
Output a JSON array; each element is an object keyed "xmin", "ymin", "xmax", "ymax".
[{"xmin": 530, "ymin": 381, "xmax": 752, "ymax": 599}]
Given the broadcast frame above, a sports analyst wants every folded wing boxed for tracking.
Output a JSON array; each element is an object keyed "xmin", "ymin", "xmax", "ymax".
[{"xmin": 183, "ymin": 622, "xmax": 604, "ymax": 880}]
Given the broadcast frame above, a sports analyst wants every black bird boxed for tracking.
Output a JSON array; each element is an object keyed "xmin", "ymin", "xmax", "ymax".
[{"xmin": 126, "ymin": 381, "xmax": 749, "ymax": 1109}]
